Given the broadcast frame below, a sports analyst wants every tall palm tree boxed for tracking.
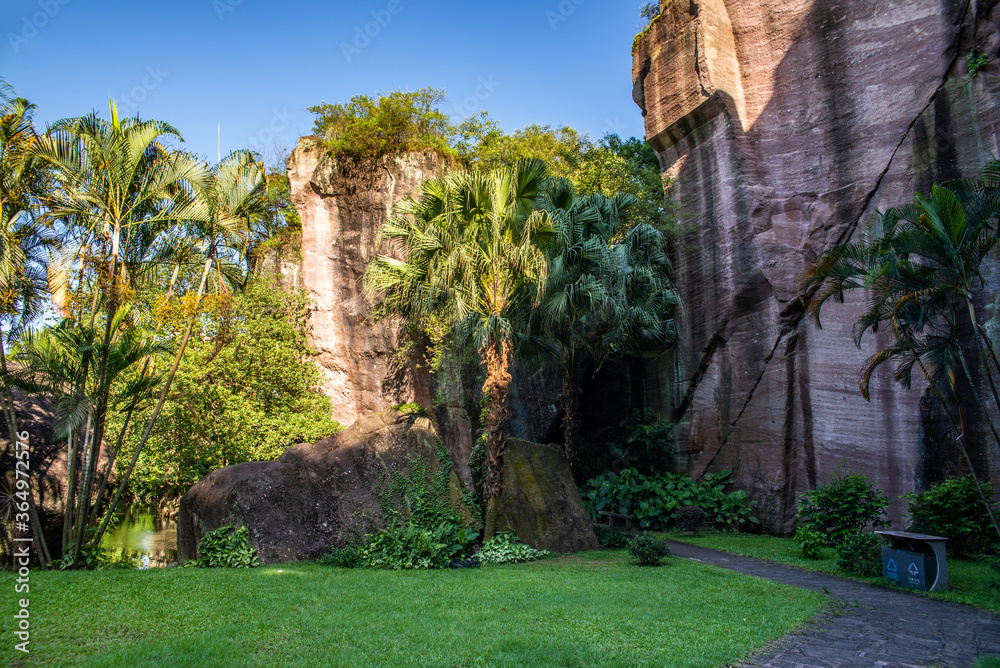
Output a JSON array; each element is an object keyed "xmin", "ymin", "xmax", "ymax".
[
  {"xmin": 533, "ymin": 183, "xmax": 677, "ymax": 467},
  {"xmin": 0, "ymin": 83, "xmax": 53, "ymax": 565},
  {"xmin": 365, "ymin": 159, "xmax": 551, "ymax": 538},
  {"xmin": 33, "ymin": 100, "xmax": 208, "ymax": 564},
  {"xmin": 802, "ymin": 165, "xmax": 1000, "ymax": 539}
]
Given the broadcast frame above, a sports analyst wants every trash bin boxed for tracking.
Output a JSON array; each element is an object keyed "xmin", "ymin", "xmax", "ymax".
[{"xmin": 875, "ymin": 531, "xmax": 948, "ymax": 592}]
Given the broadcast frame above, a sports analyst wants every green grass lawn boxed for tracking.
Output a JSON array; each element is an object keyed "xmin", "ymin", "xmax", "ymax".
[
  {"xmin": 669, "ymin": 532, "xmax": 1000, "ymax": 614},
  {"xmin": 1, "ymin": 551, "xmax": 825, "ymax": 667}
]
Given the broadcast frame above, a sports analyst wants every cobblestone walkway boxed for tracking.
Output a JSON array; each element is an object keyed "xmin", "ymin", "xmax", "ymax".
[{"xmin": 666, "ymin": 540, "xmax": 1000, "ymax": 668}]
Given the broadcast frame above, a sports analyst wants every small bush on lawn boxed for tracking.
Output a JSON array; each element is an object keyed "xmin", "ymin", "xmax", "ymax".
[
  {"xmin": 674, "ymin": 506, "xmax": 707, "ymax": 534},
  {"xmin": 905, "ymin": 475, "xmax": 998, "ymax": 558},
  {"xmin": 629, "ymin": 534, "xmax": 671, "ymax": 566},
  {"xmin": 797, "ymin": 466, "xmax": 888, "ymax": 547},
  {"xmin": 319, "ymin": 545, "xmax": 362, "ymax": 568},
  {"xmin": 794, "ymin": 525, "xmax": 827, "ymax": 560},
  {"xmin": 477, "ymin": 532, "xmax": 550, "ymax": 565},
  {"xmin": 581, "ymin": 468, "xmax": 756, "ymax": 531},
  {"xmin": 835, "ymin": 532, "xmax": 884, "ymax": 578},
  {"xmin": 594, "ymin": 524, "xmax": 632, "ymax": 549},
  {"xmin": 197, "ymin": 525, "xmax": 260, "ymax": 568}
]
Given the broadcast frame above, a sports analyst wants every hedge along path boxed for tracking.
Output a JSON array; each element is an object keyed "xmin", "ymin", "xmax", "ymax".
[{"xmin": 666, "ymin": 540, "xmax": 1000, "ymax": 667}]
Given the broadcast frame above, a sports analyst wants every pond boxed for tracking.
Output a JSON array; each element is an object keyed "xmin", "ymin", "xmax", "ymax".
[{"xmin": 100, "ymin": 507, "xmax": 178, "ymax": 567}]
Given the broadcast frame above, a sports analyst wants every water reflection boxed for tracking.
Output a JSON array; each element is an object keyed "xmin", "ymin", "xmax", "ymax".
[{"xmin": 101, "ymin": 506, "xmax": 178, "ymax": 567}]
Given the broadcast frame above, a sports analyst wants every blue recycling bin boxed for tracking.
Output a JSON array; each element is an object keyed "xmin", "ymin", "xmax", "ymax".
[{"xmin": 875, "ymin": 531, "xmax": 948, "ymax": 592}]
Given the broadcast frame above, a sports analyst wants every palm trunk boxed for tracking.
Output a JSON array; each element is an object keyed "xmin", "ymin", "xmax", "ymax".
[
  {"xmin": 87, "ymin": 398, "xmax": 137, "ymax": 527},
  {"xmin": 561, "ymin": 361, "xmax": 582, "ymax": 469},
  {"xmin": 93, "ymin": 253, "xmax": 215, "ymax": 548},
  {"xmin": 70, "ymin": 224, "xmax": 120, "ymax": 565},
  {"xmin": 61, "ymin": 426, "xmax": 78, "ymax": 554},
  {"xmin": 482, "ymin": 338, "xmax": 512, "ymax": 541}
]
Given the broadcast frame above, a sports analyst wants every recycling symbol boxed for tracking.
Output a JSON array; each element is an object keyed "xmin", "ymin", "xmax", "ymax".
[
  {"xmin": 887, "ymin": 558, "xmax": 897, "ymax": 573},
  {"xmin": 908, "ymin": 562, "xmax": 919, "ymax": 576}
]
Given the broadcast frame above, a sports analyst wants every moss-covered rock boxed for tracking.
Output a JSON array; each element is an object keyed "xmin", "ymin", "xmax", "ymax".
[{"xmin": 496, "ymin": 439, "xmax": 599, "ymax": 553}]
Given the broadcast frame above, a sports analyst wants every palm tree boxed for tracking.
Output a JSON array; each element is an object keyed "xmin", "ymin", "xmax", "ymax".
[
  {"xmin": 533, "ymin": 183, "xmax": 677, "ymax": 467},
  {"xmin": 0, "ymin": 83, "xmax": 53, "ymax": 565},
  {"xmin": 365, "ymin": 159, "xmax": 551, "ymax": 538},
  {"xmin": 33, "ymin": 101, "xmax": 208, "ymax": 564},
  {"xmin": 801, "ymin": 165, "xmax": 1000, "ymax": 539}
]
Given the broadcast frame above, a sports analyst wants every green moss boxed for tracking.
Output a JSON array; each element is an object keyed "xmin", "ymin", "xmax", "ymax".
[{"xmin": 632, "ymin": 12, "xmax": 662, "ymax": 55}]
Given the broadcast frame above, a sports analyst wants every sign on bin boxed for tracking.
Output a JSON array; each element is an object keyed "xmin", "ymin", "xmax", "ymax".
[
  {"xmin": 882, "ymin": 548, "xmax": 930, "ymax": 590},
  {"xmin": 875, "ymin": 531, "xmax": 948, "ymax": 592}
]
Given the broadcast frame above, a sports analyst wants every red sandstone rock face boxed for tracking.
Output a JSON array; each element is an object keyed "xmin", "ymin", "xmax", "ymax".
[
  {"xmin": 286, "ymin": 140, "xmax": 445, "ymax": 427},
  {"xmin": 633, "ymin": 0, "xmax": 1000, "ymax": 528}
]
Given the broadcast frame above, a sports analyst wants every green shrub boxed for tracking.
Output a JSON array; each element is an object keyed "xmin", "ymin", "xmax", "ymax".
[
  {"xmin": 794, "ymin": 525, "xmax": 828, "ymax": 560},
  {"xmin": 835, "ymin": 532, "xmax": 885, "ymax": 578},
  {"xmin": 905, "ymin": 476, "xmax": 997, "ymax": 558},
  {"xmin": 674, "ymin": 506, "xmax": 706, "ymax": 534},
  {"xmin": 988, "ymin": 557, "xmax": 1000, "ymax": 590},
  {"xmin": 581, "ymin": 468, "xmax": 756, "ymax": 531},
  {"xmin": 796, "ymin": 467, "xmax": 888, "ymax": 546},
  {"xmin": 360, "ymin": 521, "xmax": 472, "ymax": 570},
  {"xmin": 628, "ymin": 534, "xmax": 670, "ymax": 566},
  {"xmin": 477, "ymin": 532, "xmax": 550, "ymax": 565},
  {"xmin": 197, "ymin": 525, "xmax": 260, "ymax": 568},
  {"xmin": 318, "ymin": 545, "xmax": 362, "ymax": 568},
  {"xmin": 594, "ymin": 524, "xmax": 632, "ymax": 549},
  {"xmin": 307, "ymin": 88, "xmax": 454, "ymax": 161}
]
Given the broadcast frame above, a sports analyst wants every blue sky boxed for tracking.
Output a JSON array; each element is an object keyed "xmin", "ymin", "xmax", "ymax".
[{"xmin": 1, "ymin": 0, "xmax": 649, "ymax": 164}]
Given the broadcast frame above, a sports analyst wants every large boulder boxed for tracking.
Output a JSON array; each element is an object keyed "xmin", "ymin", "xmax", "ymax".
[
  {"xmin": 177, "ymin": 409, "xmax": 467, "ymax": 564},
  {"xmin": 496, "ymin": 439, "xmax": 600, "ymax": 553}
]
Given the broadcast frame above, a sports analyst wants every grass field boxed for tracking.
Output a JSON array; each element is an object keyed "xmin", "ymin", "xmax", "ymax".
[
  {"xmin": 669, "ymin": 532, "xmax": 1000, "ymax": 614},
  {"xmin": 1, "ymin": 550, "xmax": 825, "ymax": 667}
]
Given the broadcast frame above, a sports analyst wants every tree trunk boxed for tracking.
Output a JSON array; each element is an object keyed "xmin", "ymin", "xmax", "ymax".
[
  {"xmin": 482, "ymin": 339, "xmax": 512, "ymax": 541},
  {"xmin": 561, "ymin": 362, "xmax": 582, "ymax": 469}
]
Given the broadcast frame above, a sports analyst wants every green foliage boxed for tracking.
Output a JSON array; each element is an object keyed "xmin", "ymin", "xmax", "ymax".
[
  {"xmin": 969, "ymin": 49, "xmax": 990, "ymax": 77},
  {"xmin": 196, "ymin": 525, "xmax": 260, "ymax": 568},
  {"xmin": 51, "ymin": 529, "xmax": 114, "ymax": 570},
  {"xmin": 318, "ymin": 545, "xmax": 362, "ymax": 569},
  {"xmin": 673, "ymin": 506, "xmax": 707, "ymax": 534},
  {"xmin": 796, "ymin": 468, "xmax": 888, "ymax": 546},
  {"xmin": 593, "ymin": 524, "xmax": 633, "ymax": 549},
  {"xmin": 359, "ymin": 520, "xmax": 472, "ymax": 570},
  {"xmin": 477, "ymin": 532, "xmax": 550, "ymax": 565},
  {"xmin": 988, "ymin": 557, "xmax": 1000, "ymax": 589},
  {"xmin": 393, "ymin": 402, "xmax": 430, "ymax": 416},
  {"xmin": 116, "ymin": 278, "xmax": 339, "ymax": 501},
  {"xmin": 628, "ymin": 533, "xmax": 670, "ymax": 566},
  {"xmin": 590, "ymin": 408, "xmax": 676, "ymax": 479},
  {"xmin": 794, "ymin": 525, "xmax": 828, "ymax": 560},
  {"xmin": 905, "ymin": 476, "xmax": 997, "ymax": 557},
  {"xmin": 581, "ymin": 468, "xmax": 756, "ymax": 531},
  {"xmin": 308, "ymin": 88, "xmax": 454, "ymax": 161},
  {"xmin": 632, "ymin": 12, "xmax": 661, "ymax": 54},
  {"xmin": 454, "ymin": 116, "xmax": 588, "ymax": 181},
  {"xmin": 834, "ymin": 532, "xmax": 884, "ymax": 578}
]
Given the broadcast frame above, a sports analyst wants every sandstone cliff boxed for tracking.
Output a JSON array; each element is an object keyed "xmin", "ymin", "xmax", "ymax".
[{"xmin": 633, "ymin": 0, "xmax": 1000, "ymax": 528}]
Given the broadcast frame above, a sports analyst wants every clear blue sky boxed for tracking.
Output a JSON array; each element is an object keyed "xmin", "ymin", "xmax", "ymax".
[{"xmin": 1, "ymin": 0, "xmax": 649, "ymax": 164}]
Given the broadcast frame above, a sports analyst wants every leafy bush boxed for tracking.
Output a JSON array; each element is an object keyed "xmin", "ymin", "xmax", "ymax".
[
  {"xmin": 581, "ymin": 468, "xmax": 756, "ymax": 531},
  {"xmin": 835, "ymin": 532, "xmax": 885, "ymax": 577},
  {"xmin": 796, "ymin": 468, "xmax": 888, "ymax": 546},
  {"xmin": 318, "ymin": 545, "xmax": 362, "ymax": 569},
  {"xmin": 628, "ymin": 534, "xmax": 670, "ymax": 566},
  {"xmin": 674, "ymin": 506, "xmax": 706, "ymax": 534},
  {"xmin": 583, "ymin": 409, "xmax": 676, "ymax": 480},
  {"xmin": 795, "ymin": 525, "xmax": 828, "ymax": 560},
  {"xmin": 307, "ymin": 88, "xmax": 454, "ymax": 161},
  {"xmin": 988, "ymin": 557, "xmax": 1000, "ymax": 590},
  {"xmin": 905, "ymin": 476, "xmax": 998, "ymax": 558},
  {"xmin": 594, "ymin": 524, "xmax": 632, "ymax": 549},
  {"xmin": 477, "ymin": 532, "xmax": 550, "ymax": 565},
  {"xmin": 359, "ymin": 521, "xmax": 471, "ymax": 570},
  {"xmin": 197, "ymin": 525, "xmax": 260, "ymax": 568}
]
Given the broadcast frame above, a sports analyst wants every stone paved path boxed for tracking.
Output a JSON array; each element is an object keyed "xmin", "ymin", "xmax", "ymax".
[{"xmin": 666, "ymin": 540, "xmax": 1000, "ymax": 668}]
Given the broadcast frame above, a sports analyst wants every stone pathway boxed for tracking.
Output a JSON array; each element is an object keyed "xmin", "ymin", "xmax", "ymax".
[{"xmin": 665, "ymin": 540, "xmax": 1000, "ymax": 668}]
